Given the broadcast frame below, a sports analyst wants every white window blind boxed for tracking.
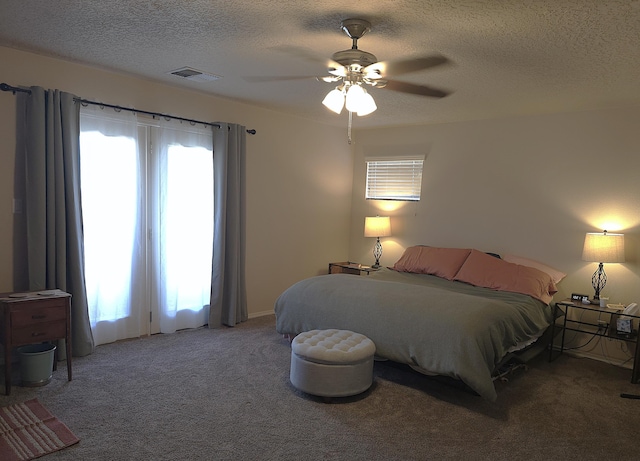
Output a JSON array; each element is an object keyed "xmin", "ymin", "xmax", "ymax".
[{"xmin": 365, "ymin": 156, "xmax": 424, "ymax": 201}]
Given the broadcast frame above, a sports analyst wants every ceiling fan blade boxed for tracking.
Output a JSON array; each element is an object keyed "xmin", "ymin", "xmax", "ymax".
[
  {"xmin": 243, "ymin": 75, "xmax": 322, "ymax": 83},
  {"xmin": 365, "ymin": 54, "xmax": 449, "ymax": 78},
  {"xmin": 271, "ymin": 45, "xmax": 345, "ymax": 74},
  {"xmin": 383, "ymin": 80, "xmax": 450, "ymax": 98}
]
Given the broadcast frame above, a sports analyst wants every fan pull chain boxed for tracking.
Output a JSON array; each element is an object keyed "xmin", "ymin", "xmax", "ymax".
[{"xmin": 348, "ymin": 110, "xmax": 353, "ymax": 144}]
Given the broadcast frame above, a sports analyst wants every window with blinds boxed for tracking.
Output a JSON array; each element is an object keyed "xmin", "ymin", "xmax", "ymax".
[{"xmin": 365, "ymin": 156, "xmax": 424, "ymax": 201}]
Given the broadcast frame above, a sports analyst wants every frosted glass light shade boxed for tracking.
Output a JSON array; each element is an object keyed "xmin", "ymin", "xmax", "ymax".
[
  {"xmin": 322, "ymin": 88, "xmax": 345, "ymax": 114},
  {"xmin": 345, "ymin": 84, "xmax": 366, "ymax": 113},
  {"xmin": 356, "ymin": 92, "xmax": 377, "ymax": 116}
]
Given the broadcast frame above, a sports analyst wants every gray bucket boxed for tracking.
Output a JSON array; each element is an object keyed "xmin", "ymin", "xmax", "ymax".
[{"xmin": 18, "ymin": 343, "xmax": 56, "ymax": 387}]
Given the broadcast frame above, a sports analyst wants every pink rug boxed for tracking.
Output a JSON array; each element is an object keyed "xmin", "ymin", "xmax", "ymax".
[{"xmin": 0, "ymin": 398, "xmax": 79, "ymax": 461}]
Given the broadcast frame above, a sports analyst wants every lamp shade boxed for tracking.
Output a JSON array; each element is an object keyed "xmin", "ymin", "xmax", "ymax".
[
  {"xmin": 582, "ymin": 232, "xmax": 625, "ymax": 263},
  {"xmin": 322, "ymin": 88, "xmax": 345, "ymax": 114},
  {"xmin": 356, "ymin": 91, "xmax": 377, "ymax": 116},
  {"xmin": 345, "ymin": 84, "xmax": 366, "ymax": 113},
  {"xmin": 364, "ymin": 216, "xmax": 391, "ymax": 238}
]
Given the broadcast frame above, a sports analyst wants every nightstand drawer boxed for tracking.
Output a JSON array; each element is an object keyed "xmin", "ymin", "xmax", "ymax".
[
  {"xmin": 11, "ymin": 303, "xmax": 67, "ymax": 328},
  {"xmin": 12, "ymin": 320, "xmax": 67, "ymax": 345}
]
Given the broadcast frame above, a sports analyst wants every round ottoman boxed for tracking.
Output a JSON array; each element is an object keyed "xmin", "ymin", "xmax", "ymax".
[{"xmin": 290, "ymin": 329, "xmax": 376, "ymax": 398}]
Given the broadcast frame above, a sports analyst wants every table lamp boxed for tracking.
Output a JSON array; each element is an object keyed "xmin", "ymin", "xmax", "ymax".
[
  {"xmin": 582, "ymin": 230, "xmax": 625, "ymax": 300},
  {"xmin": 364, "ymin": 216, "xmax": 391, "ymax": 268}
]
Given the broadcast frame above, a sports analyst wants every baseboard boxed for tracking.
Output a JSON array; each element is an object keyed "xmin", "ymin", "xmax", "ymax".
[
  {"xmin": 563, "ymin": 349, "xmax": 633, "ymax": 370},
  {"xmin": 248, "ymin": 310, "xmax": 275, "ymax": 319}
]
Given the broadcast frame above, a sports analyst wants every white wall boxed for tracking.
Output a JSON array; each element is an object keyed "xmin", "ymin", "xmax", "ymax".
[
  {"xmin": 349, "ymin": 108, "xmax": 640, "ymax": 366},
  {"xmin": 0, "ymin": 46, "xmax": 354, "ymax": 317}
]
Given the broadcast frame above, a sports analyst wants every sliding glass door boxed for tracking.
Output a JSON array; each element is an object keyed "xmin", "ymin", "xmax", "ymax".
[{"xmin": 80, "ymin": 109, "xmax": 213, "ymax": 345}]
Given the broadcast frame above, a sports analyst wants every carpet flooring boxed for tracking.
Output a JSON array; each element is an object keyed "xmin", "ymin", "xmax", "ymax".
[{"xmin": 0, "ymin": 315, "xmax": 639, "ymax": 460}]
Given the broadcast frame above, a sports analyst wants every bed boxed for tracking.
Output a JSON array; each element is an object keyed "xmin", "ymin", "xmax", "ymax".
[{"xmin": 275, "ymin": 247, "xmax": 562, "ymax": 401}]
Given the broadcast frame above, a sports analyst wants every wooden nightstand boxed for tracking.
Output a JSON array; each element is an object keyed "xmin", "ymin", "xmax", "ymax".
[
  {"xmin": 0, "ymin": 290, "xmax": 73, "ymax": 395},
  {"xmin": 328, "ymin": 261, "xmax": 378, "ymax": 276}
]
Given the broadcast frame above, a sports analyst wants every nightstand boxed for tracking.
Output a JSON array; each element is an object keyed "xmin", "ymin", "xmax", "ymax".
[
  {"xmin": 549, "ymin": 299, "xmax": 640, "ymax": 384},
  {"xmin": 328, "ymin": 261, "xmax": 378, "ymax": 276},
  {"xmin": 0, "ymin": 290, "xmax": 73, "ymax": 395}
]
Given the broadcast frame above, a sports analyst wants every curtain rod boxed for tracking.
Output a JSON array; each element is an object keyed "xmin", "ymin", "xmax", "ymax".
[{"xmin": 0, "ymin": 83, "xmax": 257, "ymax": 135}]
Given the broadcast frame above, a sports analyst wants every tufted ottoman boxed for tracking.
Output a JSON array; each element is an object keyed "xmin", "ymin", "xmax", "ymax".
[{"xmin": 290, "ymin": 329, "xmax": 376, "ymax": 398}]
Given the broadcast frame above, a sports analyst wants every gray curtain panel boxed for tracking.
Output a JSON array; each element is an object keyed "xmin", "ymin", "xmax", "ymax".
[
  {"xmin": 16, "ymin": 87, "xmax": 95, "ymax": 357},
  {"xmin": 209, "ymin": 123, "xmax": 248, "ymax": 327}
]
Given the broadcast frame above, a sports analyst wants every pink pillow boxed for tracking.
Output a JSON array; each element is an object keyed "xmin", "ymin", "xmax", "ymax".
[
  {"xmin": 454, "ymin": 249, "xmax": 557, "ymax": 304},
  {"xmin": 501, "ymin": 254, "xmax": 566, "ymax": 284},
  {"xmin": 393, "ymin": 246, "xmax": 472, "ymax": 280}
]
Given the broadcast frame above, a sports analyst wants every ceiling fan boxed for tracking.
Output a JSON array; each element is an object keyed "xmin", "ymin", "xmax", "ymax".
[
  {"xmin": 251, "ymin": 18, "xmax": 452, "ymax": 142},
  {"xmin": 317, "ymin": 18, "xmax": 451, "ymax": 116}
]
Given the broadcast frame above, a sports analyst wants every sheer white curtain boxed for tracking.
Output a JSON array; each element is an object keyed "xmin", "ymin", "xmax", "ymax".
[
  {"xmin": 80, "ymin": 108, "xmax": 144, "ymax": 345},
  {"xmin": 80, "ymin": 110, "xmax": 214, "ymax": 344},
  {"xmin": 155, "ymin": 121, "xmax": 213, "ymax": 333}
]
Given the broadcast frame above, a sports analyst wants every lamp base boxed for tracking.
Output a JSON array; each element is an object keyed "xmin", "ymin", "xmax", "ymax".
[
  {"xmin": 372, "ymin": 237, "xmax": 382, "ymax": 269},
  {"xmin": 591, "ymin": 262, "xmax": 607, "ymax": 302}
]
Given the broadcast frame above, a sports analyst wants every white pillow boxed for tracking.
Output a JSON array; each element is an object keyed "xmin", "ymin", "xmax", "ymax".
[{"xmin": 502, "ymin": 254, "xmax": 566, "ymax": 284}]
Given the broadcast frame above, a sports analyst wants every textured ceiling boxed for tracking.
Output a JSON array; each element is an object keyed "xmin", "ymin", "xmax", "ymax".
[{"xmin": 1, "ymin": 0, "xmax": 640, "ymax": 128}]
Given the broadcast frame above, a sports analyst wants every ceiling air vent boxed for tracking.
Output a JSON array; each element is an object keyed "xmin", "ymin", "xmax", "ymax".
[{"xmin": 168, "ymin": 67, "xmax": 221, "ymax": 83}]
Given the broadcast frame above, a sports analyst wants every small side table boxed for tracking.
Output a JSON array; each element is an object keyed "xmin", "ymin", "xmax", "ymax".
[
  {"xmin": 328, "ymin": 261, "xmax": 378, "ymax": 276},
  {"xmin": 549, "ymin": 299, "xmax": 640, "ymax": 384},
  {"xmin": 0, "ymin": 290, "xmax": 73, "ymax": 395}
]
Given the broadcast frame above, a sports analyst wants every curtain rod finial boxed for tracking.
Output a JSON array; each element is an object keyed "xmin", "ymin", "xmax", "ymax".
[{"xmin": 0, "ymin": 82, "xmax": 31, "ymax": 95}]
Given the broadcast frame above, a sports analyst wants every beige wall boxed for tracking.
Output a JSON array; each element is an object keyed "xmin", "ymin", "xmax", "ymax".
[
  {"xmin": 0, "ymin": 46, "xmax": 353, "ymax": 317},
  {"xmin": 4, "ymin": 44, "xmax": 640, "ymax": 367},
  {"xmin": 349, "ymin": 108, "xmax": 640, "ymax": 366}
]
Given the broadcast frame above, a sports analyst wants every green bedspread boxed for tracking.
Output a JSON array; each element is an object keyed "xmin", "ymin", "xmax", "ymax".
[{"xmin": 275, "ymin": 268, "xmax": 553, "ymax": 401}]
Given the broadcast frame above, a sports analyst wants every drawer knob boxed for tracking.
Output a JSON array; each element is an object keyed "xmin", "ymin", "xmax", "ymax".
[
  {"xmin": 31, "ymin": 332, "xmax": 45, "ymax": 337},
  {"xmin": 31, "ymin": 315, "xmax": 46, "ymax": 320}
]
